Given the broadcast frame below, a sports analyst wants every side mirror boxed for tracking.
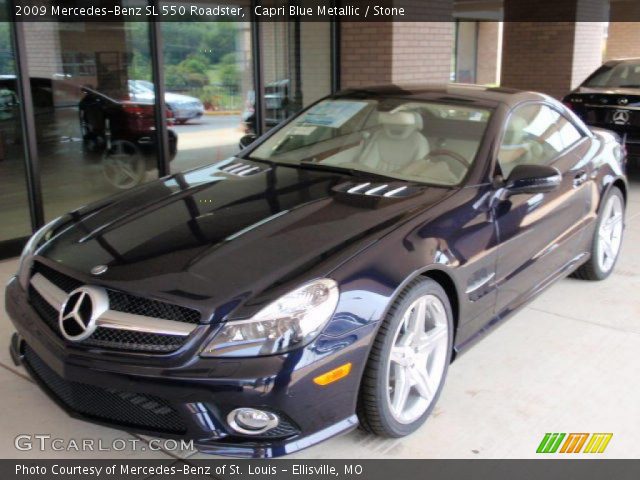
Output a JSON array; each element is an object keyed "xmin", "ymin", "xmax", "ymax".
[
  {"xmin": 504, "ymin": 164, "xmax": 562, "ymax": 195},
  {"xmin": 239, "ymin": 134, "xmax": 257, "ymax": 149}
]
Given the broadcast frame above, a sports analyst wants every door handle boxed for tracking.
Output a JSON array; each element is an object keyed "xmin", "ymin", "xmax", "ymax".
[{"xmin": 573, "ymin": 171, "xmax": 588, "ymax": 187}]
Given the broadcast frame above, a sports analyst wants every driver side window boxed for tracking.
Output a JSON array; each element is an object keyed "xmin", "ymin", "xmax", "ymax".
[{"xmin": 498, "ymin": 104, "xmax": 566, "ymax": 177}]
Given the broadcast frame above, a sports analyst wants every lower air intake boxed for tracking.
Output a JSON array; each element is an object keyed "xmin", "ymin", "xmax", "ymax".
[{"xmin": 24, "ymin": 346, "xmax": 187, "ymax": 434}]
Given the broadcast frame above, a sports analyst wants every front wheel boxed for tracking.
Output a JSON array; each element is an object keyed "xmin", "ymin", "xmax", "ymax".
[
  {"xmin": 358, "ymin": 278, "xmax": 453, "ymax": 437},
  {"xmin": 573, "ymin": 186, "xmax": 625, "ymax": 281}
]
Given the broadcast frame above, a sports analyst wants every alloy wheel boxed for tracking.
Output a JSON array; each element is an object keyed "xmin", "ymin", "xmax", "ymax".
[
  {"xmin": 597, "ymin": 193, "xmax": 624, "ymax": 273},
  {"xmin": 102, "ymin": 141, "xmax": 145, "ymax": 189},
  {"xmin": 386, "ymin": 294, "xmax": 449, "ymax": 424}
]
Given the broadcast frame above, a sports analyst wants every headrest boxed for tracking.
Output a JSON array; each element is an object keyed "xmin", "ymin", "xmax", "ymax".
[{"xmin": 378, "ymin": 111, "xmax": 423, "ymax": 139}]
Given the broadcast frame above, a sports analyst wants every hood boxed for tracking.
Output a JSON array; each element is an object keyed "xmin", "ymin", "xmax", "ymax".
[{"xmin": 38, "ymin": 159, "xmax": 451, "ymax": 320}]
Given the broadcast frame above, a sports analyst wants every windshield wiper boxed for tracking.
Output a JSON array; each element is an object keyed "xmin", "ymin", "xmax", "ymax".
[{"xmin": 618, "ymin": 84, "xmax": 640, "ymax": 89}]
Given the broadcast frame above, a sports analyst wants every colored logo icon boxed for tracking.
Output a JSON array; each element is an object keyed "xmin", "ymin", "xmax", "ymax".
[{"xmin": 536, "ymin": 433, "xmax": 612, "ymax": 454}]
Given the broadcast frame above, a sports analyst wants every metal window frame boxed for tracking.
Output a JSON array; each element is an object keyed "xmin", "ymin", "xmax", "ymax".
[
  {"xmin": 148, "ymin": 0, "xmax": 171, "ymax": 177},
  {"xmin": 0, "ymin": 9, "xmax": 340, "ymax": 260},
  {"xmin": 11, "ymin": 19, "xmax": 43, "ymax": 230}
]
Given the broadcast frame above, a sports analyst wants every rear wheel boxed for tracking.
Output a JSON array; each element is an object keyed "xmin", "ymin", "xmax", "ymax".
[
  {"xmin": 358, "ymin": 278, "xmax": 453, "ymax": 437},
  {"xmin": 573, "ymin": 186, "xmax": 625, "ymax": 281}
]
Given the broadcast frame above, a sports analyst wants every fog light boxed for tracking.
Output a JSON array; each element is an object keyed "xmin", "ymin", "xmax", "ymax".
[{"xmin": 227, "ymin": 408, "xmax": 279, "ymax": 435}]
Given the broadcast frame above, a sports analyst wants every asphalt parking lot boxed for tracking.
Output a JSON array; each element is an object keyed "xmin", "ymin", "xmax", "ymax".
[{"xmin": 1, "ymin": 168, "xmax": 639, "ymax": 461}]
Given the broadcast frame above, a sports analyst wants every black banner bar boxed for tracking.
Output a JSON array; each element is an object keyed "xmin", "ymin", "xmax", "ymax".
[
  {"xmin": 4, "ymin": 0, "xmax": 633, "ymax": 23},
  {"xmin": 3, "ymin": 460, "xmax": 640, "ymax": 480}
]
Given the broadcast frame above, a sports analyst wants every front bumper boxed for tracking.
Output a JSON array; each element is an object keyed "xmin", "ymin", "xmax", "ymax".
[{"xmin": 5, "ymin": 277, "xmax": 362, "ymax": 457}]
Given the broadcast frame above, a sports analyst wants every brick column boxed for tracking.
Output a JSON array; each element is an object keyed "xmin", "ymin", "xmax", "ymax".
[
  {"xmin": 501, "ymin": 0, "xmax": 607, "ymax": 98},
  {"xmin": 340, "ymin": 1, "xmax": 455, "ymax": 88},
  {"xmin": 606, "ymin": 1, "xmax": 640, "ymax": 60}
]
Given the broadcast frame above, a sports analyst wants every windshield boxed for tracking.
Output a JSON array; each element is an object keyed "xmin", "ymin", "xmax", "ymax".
[
  {"xmin": 248, "ymin": 97, "xmax": 492, "ymax": 186},
  {"xmin": 583, "ymin": 61, "xmax": 640, "ymax": 88}
]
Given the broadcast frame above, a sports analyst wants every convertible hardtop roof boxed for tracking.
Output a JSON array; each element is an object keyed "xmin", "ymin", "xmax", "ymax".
[{"xmin": 333, "ymin": 83, "xmax": 552, "ymax": 109}]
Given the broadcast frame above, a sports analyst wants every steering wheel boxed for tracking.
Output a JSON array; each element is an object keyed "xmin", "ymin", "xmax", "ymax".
[{"xmin": 422, "ymin": 149, "xmax": 470, "ymax": 169}]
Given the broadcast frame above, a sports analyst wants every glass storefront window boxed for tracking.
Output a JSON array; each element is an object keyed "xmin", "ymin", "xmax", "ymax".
[
  {"xmin": 161, "ymin": 1, "xmax": 253, "ymax": 173},
  {"xmin": 259, "ymin": 21, "xmax": 332, "ymax": 133},
  {"xmin": 22, "ymin": 6, "xmax": 160, "ymax": 221},
  {"xmin": 0, "ymin": 9, "xmax": 336, "ymax": 255},
  {"xmin": 0, "ymin": 3, "xmax": 31, "ymax": 241}
]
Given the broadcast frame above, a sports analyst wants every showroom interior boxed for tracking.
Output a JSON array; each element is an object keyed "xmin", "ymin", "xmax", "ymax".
[{"xmin": 1, "ymin": 0, "xmax": 640, "ymax": 460}]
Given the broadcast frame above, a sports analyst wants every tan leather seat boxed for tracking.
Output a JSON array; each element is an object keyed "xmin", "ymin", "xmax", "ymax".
[{"xmin": 358, "ymin": 111, "xmax": 430, "ymax": 173}]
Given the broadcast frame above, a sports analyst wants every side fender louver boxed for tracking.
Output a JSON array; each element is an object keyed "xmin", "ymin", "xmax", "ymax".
[
  {"xmin": 345, "ymin": 182, "xmax": 412, "ymax": 197},
  {"xmin": 332, "ymin": 181, "xmax": 423, "ymax": 208},
  {"xmin": 220, "ymin": 162, "xmax": 267, "ymax": 177}
]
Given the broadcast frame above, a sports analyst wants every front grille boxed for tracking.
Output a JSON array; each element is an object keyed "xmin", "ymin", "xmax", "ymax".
[
  {"xmin": 85, "ymin": 327, "xmax": 187, "ymax": 353},
  {"xmin": 32, "ymin": 262, "xmax": 201, "ymax": 324},
  {"xmin": 29, "ymin": 286, "xmax": 59, "ymax": 332},
  {"xmin": 28, "ymin": 287, "xmax": 188, "ymax": 353},
  {"xmin": 107, "ymin": 290, "xmax": 200, "ymax": 324},
  {"xmin": 24, "ymin": 346, "xmax": 187, "ymax": 434},
  {"xmin": 29, "ymin": 262, "xmax": 196, "ymax": 353}
]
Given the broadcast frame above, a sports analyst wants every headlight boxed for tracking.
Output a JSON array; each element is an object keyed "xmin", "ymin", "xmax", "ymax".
[
  {"xmin": 17, "ymin": 217, "xmax": 62, "ymax": 290},
  {"xmin": 201, "ymin": 278, "xmax": 339, "ymax": 357}
]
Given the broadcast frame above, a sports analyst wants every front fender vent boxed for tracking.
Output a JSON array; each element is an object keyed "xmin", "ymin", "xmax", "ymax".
[
  {"xmin": 345, "ymin": 182, "xmax": 414, "ymax": 197},
  {"xmin": 334, "ymin": 181, "xmax": 422, "ymax": 198},
  {"xmin": 220, "ymin": 162, "xmax": 267, "ymax": 177},
  {"xmin": 331, "ymin": 181, "xmax": 423, "ymax": 208}
]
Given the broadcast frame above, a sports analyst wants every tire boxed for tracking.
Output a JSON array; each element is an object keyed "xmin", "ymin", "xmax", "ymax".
[
  {"xmin": 357, "ymin": 277, "xmax": 454, "ymax": 437},
  {"xmin": 573, "ymin": 186, "xmax": 625, "ymax": 281}
]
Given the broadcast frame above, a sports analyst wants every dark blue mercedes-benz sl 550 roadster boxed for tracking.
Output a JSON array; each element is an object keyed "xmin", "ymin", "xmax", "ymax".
[{"xmin": 6, "ymin": 84, "xmax": 627, "ymax": 457}]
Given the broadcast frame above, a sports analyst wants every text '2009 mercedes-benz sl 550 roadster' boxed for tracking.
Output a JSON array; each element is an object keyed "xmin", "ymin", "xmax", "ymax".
[{"xmin": 6, "ymin": 84, "xmax": 627, "ymax": 457}]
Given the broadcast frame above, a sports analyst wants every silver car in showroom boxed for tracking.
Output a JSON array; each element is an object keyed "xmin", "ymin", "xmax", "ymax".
[{"xmin": 129, "ymin": 80, "xmax": 204, "ymax": 124}]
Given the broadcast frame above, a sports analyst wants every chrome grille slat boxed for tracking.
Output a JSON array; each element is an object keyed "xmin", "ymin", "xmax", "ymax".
[
  {"xmin": 30, "ymin": 273, "xmax": 196, "ymax": 338},
  {"xmin": 98, "ymin": 310, "xmax": 195, "ymax": 336},
  {"xmin": 30, "ymin": 273, "xmax": 66, "ymax": 311}
]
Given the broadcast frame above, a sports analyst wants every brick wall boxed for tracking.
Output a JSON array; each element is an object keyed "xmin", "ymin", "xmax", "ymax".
[
  {"xmin": 341, "ymin": 22, "xmax": 454, "ymax": 87},
  {"xmin": 501, "ymin": 21, "xmax": 604, "ymax": 98},
  {"xmin": 571, "ymin": 22, "xmax": 606, "ymax": 87},
  {"xmin": 392, "ymin": 22, "xmax": 454, "ymax": 84},
  {"xmin": 501, "ymin": 22, "xmax": 576, "ymax": 98},
  {"xmin": 606, "ymin": 22, "xmax": 640, "ymax": 60},
  {"xmin": 476, "ymin": 21, "xmax": 501, "ymax": 85},
  {"xmin": 340, "ymin": 22, "xmax": 395, "ymax": 87},
  {"xmin": 501, "ymin": 0, "xmax": 606, "ymax": 98},
  {"xmin": 607, "ymin": 1, "xmax": 640, "ymax": 60},
  {"xmin": 341, "ymin": 0, "xmax": 453, "ymax": 87}
]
